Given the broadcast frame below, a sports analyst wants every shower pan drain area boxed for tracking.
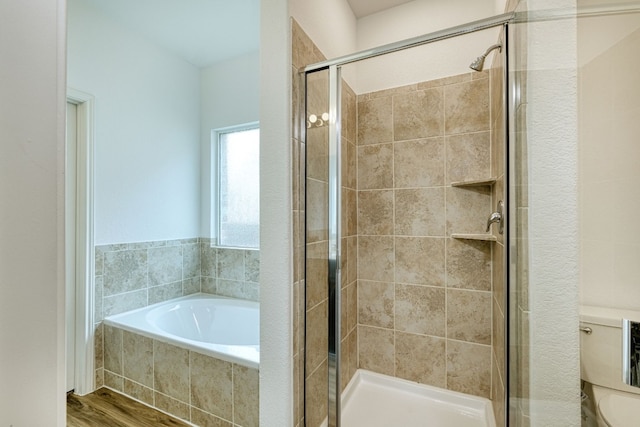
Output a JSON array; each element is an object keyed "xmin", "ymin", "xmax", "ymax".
[{"xmin": 333, "ymin": 369, "xmax": 496, "ymax": 427}]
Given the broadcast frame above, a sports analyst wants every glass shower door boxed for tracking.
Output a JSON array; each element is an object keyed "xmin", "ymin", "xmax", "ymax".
[
  {"xmin": 303, "ymin": 17, "xmax": 512, "ymax": 427},
  {"xmin": 304, "ymin": 68, "xmax": 334, "ymax": 427}
]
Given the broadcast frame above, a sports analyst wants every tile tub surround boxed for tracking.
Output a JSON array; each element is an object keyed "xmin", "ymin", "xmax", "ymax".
[
  {"xmin": 200, "ymin": 239, "xmax": 260, "ymax": 303},
  {"xmin": 102, "ymin": 325, "xmax": 259, "ymax": 427},
  {"xmin": 95, "ymin": 238, "xmax": 202, "ymax": 323},
  {"xmin": 94, "ymin": 238, "xmax": 260, "ymax": 389},
  {"xmin": 95, "ymin": 239, "xmax": 260, "ymax": 322}
]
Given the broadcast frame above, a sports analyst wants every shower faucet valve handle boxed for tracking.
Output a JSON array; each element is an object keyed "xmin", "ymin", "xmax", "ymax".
[{"xmin": 486, "ymin": 200, "xmax": 504, "ymax": 234}]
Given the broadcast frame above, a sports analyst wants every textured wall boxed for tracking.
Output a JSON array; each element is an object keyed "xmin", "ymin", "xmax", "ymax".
[
  {"xmin": 259, "ymin": 0, "xmax": 293, "ymax": 423},
  {"xmin": 526, "ymin": 0, "xmax": 581, "ymax": 425},
  {"xmin": 0, "ymin": 0, "xmax": 66, "ymax": 425}
]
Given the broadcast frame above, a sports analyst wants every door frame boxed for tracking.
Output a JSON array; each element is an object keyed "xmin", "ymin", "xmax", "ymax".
[{"xmin": 66, "ymin": 88, "xmax": 95, "ymax": 396}]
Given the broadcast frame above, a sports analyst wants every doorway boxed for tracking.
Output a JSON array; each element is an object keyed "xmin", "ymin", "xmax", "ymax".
[
  {"xmin": 66, "ymin": 100, "xmax": 77, "ymax": 392},
  {"xmin": 65, "ymin": 89, "xmax": 95, "ymax": 396}
]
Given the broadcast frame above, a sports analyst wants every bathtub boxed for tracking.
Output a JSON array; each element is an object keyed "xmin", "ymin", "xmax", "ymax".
[{"xmin": 103, "ymin": 293, "xmax": 259, "ymax": 368}]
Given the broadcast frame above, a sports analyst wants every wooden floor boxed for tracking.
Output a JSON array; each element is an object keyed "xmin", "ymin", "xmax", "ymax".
[{"xmin": 67, "ymin": 388, "xmax": 191, "ymax": 427}]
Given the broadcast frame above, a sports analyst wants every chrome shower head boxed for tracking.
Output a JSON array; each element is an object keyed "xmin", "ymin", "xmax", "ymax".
[
  {"xmin": 469, "ymin": 56, "xmax": 486, "ymax": 72},
  {"xmin": 469, "ymin": 44, "xmax": 502, "ymax": 72}
]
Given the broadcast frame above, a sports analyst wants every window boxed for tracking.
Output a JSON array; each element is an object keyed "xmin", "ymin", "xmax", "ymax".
[{"xmin": 214, "ymin": 124, "xmax": 260, "ymax": 248}]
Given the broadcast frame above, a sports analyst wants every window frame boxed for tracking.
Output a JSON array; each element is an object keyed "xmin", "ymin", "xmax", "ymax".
[{"xmin": 211, "ymin": 121, "xmax": 260, "ymax": 249}]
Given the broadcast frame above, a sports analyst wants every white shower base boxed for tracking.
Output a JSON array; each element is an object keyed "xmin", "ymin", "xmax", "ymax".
[{"xmin": 327, "ymin": 369, "xmax": 496, "ymax": 427}]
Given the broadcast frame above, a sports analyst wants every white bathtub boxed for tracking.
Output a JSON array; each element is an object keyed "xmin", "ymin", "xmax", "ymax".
[{"xmin": 103, "ymin": 293, "xmax": 259, "ymax": 369}]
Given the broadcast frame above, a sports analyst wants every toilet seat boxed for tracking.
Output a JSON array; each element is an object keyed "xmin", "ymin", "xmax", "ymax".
[{"xmin": 598, "ymin": 393, "xmax": 639, "ymax": 427}]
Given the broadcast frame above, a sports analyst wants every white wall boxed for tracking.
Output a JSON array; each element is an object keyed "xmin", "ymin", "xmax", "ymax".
[
  {"xmin": 0, "ymin": 0, "xmax": 66, "ymax": 425},
  {"xmin": 354, "ymin": 0, "xmax": 499, "ymax": 93},
  {"xmin": 199, "ymin": 52, "xmax": 260, "ymax": 237},
  {"xmin": 290, "ymin": 0, "xmax": 357, "ymax": 60},
  {"xmin": 357, "ymin": 0, "xmax": 496, "ymax": 50},
  {"xmin": 576, "ymin": 12, "xmax": 640, "ymax": 67},
  {"xmin": 290, "ymin": 0, "xmax": 499, "ymax": 94},
  {"xmin": 579, "ymin": 20, "xmax": 640, "ymax": 310},
  {"xmin": 525, "ymin": 0, "xmax": 581, "ymax": 425},
  {"xmin": 67, "ymin": 0, "xmax": 201, "ymax": 245},
  {"xmin": 289, "ymin": 0, "xmax": 358, "ymax": 86},
  {"xmin": 261, "ymin": 0, "xmax": 293, "ymax": 425}
]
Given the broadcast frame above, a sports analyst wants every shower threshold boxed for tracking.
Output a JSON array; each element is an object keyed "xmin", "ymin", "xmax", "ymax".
[{"xmin": 330, "ymin": 369, "xmax": 497, "ymax": 427}]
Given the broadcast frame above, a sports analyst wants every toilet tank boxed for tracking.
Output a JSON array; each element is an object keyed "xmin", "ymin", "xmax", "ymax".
[{"xmin": 580, "ymin": 305, "xmax": 640, "ymax": 395}]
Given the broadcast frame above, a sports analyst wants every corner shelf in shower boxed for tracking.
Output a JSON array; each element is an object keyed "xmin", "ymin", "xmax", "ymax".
[
  {"xmin": 450, "ymin": 177, "xmax": 498, "ymax": 243},
  {"xmin": 451, "ymin": 177, "xmax": 497, "ymax": 187},
  {"xmin": 451, "ymin": 233, "xmax": 497, "ymax": 242}
]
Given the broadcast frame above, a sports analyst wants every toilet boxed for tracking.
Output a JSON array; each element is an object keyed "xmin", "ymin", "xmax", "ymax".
[{"xmin": 580, "ymin": 306, "xmax": 640, "ymax": 427}]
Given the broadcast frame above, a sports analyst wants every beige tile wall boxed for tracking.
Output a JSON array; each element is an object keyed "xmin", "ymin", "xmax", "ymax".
[
  {"xmin": 292, "ymin": 19, "xmax": 325, "ymax": 427},
  {"xmin": 95, "ymin": 239, "xmax": 202, "ymax": 323},
  {"xmin": 303, "ymin": 67, "xmax": 330, "ymax": 427},
  {"xmin": 293, "ymin": 17, "xmax": 509, "ymax": 426},
  {"xmin": 355, "ymin": 72, "xmax": 495, "ymax": 399},
  {"xmin": 102, "ymin": 325, "xmax": 258, "ymax": 427},
  {"xmin": 293, "ymin": 19, "xmax": 359, "ymax": 426},
  {"xmin": 340, "ymin": 79, "xmax": 359, "ymax": 395},
  {"xmin": 95, "ymin": 239, "xmax": 260, "ymax": 323},
  {"xmin": 200, "ymin": 240, "xmax": 260, "ymax": 302}
]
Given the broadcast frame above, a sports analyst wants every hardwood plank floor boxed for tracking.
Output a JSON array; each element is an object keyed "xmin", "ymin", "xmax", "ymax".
[{"xmin": 67, "ymin": 388, "xmax": 191, "ymax": 427}]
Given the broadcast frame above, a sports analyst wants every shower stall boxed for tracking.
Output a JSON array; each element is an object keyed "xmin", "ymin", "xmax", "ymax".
[{"xmin": 298, "ymin": 12, "xmax": 518, "ymax": 427}]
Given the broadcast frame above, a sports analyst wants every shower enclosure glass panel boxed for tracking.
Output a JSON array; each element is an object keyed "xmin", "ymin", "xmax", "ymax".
[
  {"xmin": 304, "ymin": 15, "xmax": 512, "ymax": 427},
  {"xmin": 507, "ymin": 14, "xmax": 528, "ymax": 426}
]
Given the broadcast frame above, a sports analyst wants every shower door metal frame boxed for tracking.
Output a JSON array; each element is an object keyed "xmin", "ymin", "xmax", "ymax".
[
  {"xmin": 304, "ymin": 12, "xmax": 515, "ymax": 73},
  {"xmin": 303, "ymin": 12, "xmax": 515, "ymax": 427},
  {"xmin": 326, "ymin": 64, "xmax": 342, "ymax": 427}
]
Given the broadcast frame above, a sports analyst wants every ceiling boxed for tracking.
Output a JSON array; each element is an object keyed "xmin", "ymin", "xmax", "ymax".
[
  {"xmin": 346, "ymin": 0, "xmax": 416, "ymax": 18},
  {"xmin": 81, "ymin": 0, "xmax": 432, "ymax": 68},
  {"xmin": 83, "ymin": 0, "xmax": 260, "ymax": 68}
]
